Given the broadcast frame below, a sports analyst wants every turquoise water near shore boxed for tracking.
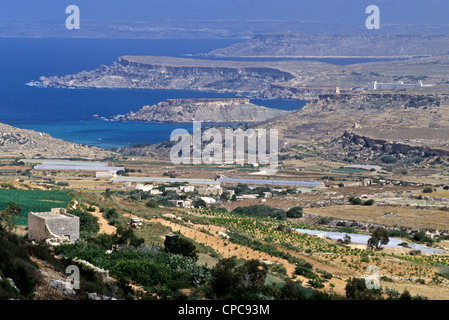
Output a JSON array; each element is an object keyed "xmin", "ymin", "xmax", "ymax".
[{"xmin": 0, "ymin": 38, "xmax": 310, "ymax": 148}]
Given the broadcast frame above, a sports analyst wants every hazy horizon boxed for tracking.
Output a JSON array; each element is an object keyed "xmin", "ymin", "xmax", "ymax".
[{"xmin": 1, "ymin": 0, "xmax": 448, "ymax": 25}]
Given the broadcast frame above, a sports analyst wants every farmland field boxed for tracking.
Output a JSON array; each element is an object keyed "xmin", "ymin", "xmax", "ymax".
[{"xmin": 0, "ymin": 189, "xmax": 72, "ymax": 225}]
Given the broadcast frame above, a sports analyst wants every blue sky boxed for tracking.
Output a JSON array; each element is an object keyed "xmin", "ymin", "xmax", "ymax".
[{"xmin": 0, "ymin": 0, "xmax": 448, "ymax": 24}]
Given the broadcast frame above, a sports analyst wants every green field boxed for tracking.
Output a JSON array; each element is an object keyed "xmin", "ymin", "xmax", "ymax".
[
  {"xmin": 0, "ymin": 189, "xmax": 72, "ymax": 226},
  {"xmin": 333, "ymin": 167, "xmax": 366, "ymax": 173}
]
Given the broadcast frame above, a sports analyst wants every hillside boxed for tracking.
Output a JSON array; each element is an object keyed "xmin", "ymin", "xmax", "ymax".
[
  {"xmin": 256, "ymin": 92, "xmax": 449, "ymax": 165},
  {"xmin": 0, "ymin": 122, "xmax": 110, "ymax": 158},
  {"xmin": 36, "ymin": 54, "xmax": 449, "ymax": 100},
  {"xmin": 120, "ymin": 98, "xmax": 288, "ymax": 123},
  {"xmin": 207, "ymin": 33, "xmax": 449, "ymax": 58}
]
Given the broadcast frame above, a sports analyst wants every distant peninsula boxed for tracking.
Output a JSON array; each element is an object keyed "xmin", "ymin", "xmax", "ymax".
[
  {"xmin": 206, "ymin": 33, "xmax": 449, "ymax": 58},
  {"xmin": 110, "ymin": 98, "xmax": 289, "ymax": 123}
]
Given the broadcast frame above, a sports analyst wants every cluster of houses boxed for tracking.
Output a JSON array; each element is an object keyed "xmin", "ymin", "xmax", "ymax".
[
  {"xmin": 122, "ymin": 180, "xmax": 301, "ymax": 209},
  {"xmin": 123, "ymin": 182, "xmax": 229, "ymax": 208}
]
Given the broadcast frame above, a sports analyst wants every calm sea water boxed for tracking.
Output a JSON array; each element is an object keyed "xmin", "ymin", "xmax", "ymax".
[{"xmin": 0, "ymin": 38, "xmax": 376, "ymax": 148}]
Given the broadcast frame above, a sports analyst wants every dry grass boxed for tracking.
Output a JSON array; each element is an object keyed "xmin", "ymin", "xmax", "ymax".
[
  {"xmin": 418, "ymin": 190, "xmax": 449, "ymax": 198},
  {"xmin": 306, "ymin": 205, "xmax": 449, "ymax": 231}
]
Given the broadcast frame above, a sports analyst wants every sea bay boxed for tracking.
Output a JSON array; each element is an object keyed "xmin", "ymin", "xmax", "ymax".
[{"xmin": 0, "ymin": 38, "xmax": 368, "ymax": 148}]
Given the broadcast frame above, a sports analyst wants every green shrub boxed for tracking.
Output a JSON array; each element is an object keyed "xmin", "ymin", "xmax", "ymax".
[
  {"xmin": 164, "ymin": 235, "xmax": 198, "ymax": 260},
  {"xmin": 381, "ymin": 156, "xmax": 398, "ymax": 164},
  {"xmin": 345, "ymin": 277, "xmax": 382, "ymax": 300},
  {"xmin": 422, "ymin": 187, "xmax": 433, "ymax": 193},
  {"xmin": 208, "ymin": 257, "xmax": 267, "ymax": 299},
  {"xmin": 111, "ymin": 260, "xmax": 171, "ymax": 287},
  {"xmin": 286, "ymin": 206, "xmax": 303, "ymax": 218},
  {"xmin": 308, "ymin": 278, "xmax": 325, "ymax": 288},
  {"xmin": 362, "ymin": 199, "xmax": 375, "ymax": 206},
  {"xmin": 232, "ymin": 205, "xmax": 286, "ymax": 220},
  {"xmin": 316, "ymin": 269, "xmax": 333, "ymax": 279},
  {"xmin": 0, "ymin": 228, "xmax": 38, "ymax": 298},
  {"xmin": 388, "ymin": 229, "xmax": 411, "ymax": 239},
  {"xmin": 103, "ymin": 208, "xmax": 119, "ymax": 225},
  {"xmin": 412, "ymin": 231, "xmax": 433, "ymax": 245},
  {"xmin": 318, "ymin": 217, "xmax": 332, "ymax": 225},
  {"xmin": 294, "ymin": 266, "xmax": 318, "ymax": 279},
  {"xmin": 349, "ymin": 197, "xmax": 362, "ymax": 205},
  {"xmin": 145, "ymin": 199, "xmax": 159, "ymax": 208},
  {"xmin": 67, "ymin": 208, "xmax": 99, "ymax": 237}
]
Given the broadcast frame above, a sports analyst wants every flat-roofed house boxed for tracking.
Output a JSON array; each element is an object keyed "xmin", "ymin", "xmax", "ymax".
[{"xmin": 28, "ymin": 208, "xmax": 79, "ymax": 242}]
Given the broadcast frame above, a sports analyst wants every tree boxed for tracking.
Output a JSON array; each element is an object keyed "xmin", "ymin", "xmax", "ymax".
[
  {"xmin": 337, "ymin": 234, "xmax": 351, "ymax": 245},
  {"xmin": 239, "ymin": 259, "xmax": 267, "ymax": 290},
  {"xmin": 345, "ymin": 277, "xmax": 382, "ymax": 300},
  {"xmin": 68, "ymin": 208, "xmax": 100, "ymax": 237},
  {"xmin": 349, "ymin": 197, "xmax": 362, "ymax": 205},
  {"xmin": 193, "ymin": 198, "xmax": 207, "ymax": 209},
  {"xmin": 0, "ymin": 202, "xmax": 22, "ymax": 232},
  {"xmin": 286, "ymin": 206, "xmax": 303, "ymax": 218},
  {"xmin": 367, "ymin": 227, "xmax": 390, "ymax": 250},
  {"xmin": 209, "ymin": 257, "xmax": 239, "ymax": 298},
  {"xmin": 398, "ymin": 290, "xmax": 412, "ymax": 300},
  {"xmin": 114, "ymin": 225, "xmax": 145, "ymax": 247},
  {"xmin": 209, "ymin": 257, "xmax": 267, "ymax": 299},
  {"xmin": 145, "ymin": 199, "xmax": 159, "ymax": 208},
  {"xmin": 164, "ymin": 234, "xmax": 198, "ymax": 260},
  {"xmin": 220, "ymin": 192, "xmax": 230, "ymax": 201}
]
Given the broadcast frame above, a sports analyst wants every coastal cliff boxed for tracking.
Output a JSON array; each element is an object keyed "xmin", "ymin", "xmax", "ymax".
[
  {"xmin": 35, "ymin": 53, "xmax": 449, "ymax": 101},
  {"xmin": 117, "ymin": 98, "xmax": 288, "ymax": 123},
  {"xmin": 207, "ymin": 33, "xmax": 449, "ymax": 58},
  {"xmin": 38, "ymin": 56, "xmax": 295, "ymax": 96}
]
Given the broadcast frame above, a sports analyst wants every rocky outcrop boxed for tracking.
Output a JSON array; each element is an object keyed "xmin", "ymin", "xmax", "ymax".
[
  {"xmin": 118, "ymin": 98, "xmax": 288, "ymax": 123},
  {"xmin": 257, "ymin": 92, "xmax": 449, "ymax": 153},
  {"xmin": 340, "ymin": 131, "xmax": 449, "ymax": 158},
  {"xmin": 38, "ymin": 56, "xmax": 295, "ymax": 95},
  {"xmin": 0, "ymin": 123, "xmax": 109, "ymax": 158}
]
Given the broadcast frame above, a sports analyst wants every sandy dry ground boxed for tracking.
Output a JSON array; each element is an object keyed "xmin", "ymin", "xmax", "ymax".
[
  {"xmin": 306, "ymin": 204, "xmax": 449, "ymax": 231},
  {"xmin": 86, "ymin": 204, "xmax": 117, "ymax": 235}
]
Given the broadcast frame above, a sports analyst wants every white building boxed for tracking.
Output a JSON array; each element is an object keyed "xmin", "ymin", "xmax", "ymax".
[
  {"xmin": 28, "ymin": 208, "xmax": 79, "ymax": 242},
  {"xmin": 367, "ymin": 81, "xmax": 432, "ymax": 91},
  {"xmin": 96, "ymin": 171, "xmax": 117, "ymax": 178},
  {"xmin": 169, "ymin": 199, "xmax": 193, "ymax": 208},
  {"xmin": 136, "ymin": 183, "xmax": 154, "ymax": 192},
  {"xmin": 180, "ymin": 185, "xmax": 195, "ymax": 193},
  {"xmin": 200, "ymin": 197, "xmax": 217, "ymax": 205},
  {"xmin": 198, "ymin": 185, "xmax": 223, "ymax": 196},
  {"xmin": 236, "ymin": 194, "xmax": 258, "ymax": 200}
]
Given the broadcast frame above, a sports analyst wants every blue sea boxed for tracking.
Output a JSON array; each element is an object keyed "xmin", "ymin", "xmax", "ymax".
[{"xmin": 0, "ymin": 38, "xmax": 379, "ymax": 148}]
